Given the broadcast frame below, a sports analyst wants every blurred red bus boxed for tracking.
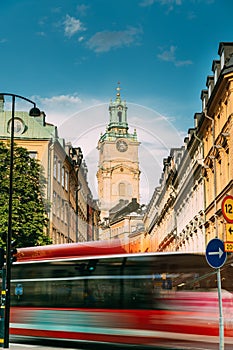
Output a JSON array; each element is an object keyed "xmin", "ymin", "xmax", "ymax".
[{"xmin": 9, "ymin": 240, "xmax": 233, "ymax": 349}]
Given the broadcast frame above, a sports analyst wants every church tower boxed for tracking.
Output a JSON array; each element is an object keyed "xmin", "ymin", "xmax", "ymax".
[{"xmin": 97, "ymin": 84, "xmax": 140, "ymax": 220}]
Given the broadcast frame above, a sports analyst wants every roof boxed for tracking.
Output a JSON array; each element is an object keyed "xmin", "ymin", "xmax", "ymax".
[{"xmin": 16, "ymin": 240, "xmax": 127, "ymax": 262}]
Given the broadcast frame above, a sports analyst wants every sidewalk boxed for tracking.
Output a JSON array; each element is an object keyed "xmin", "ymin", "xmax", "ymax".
[
  {"xmin": 5, "ymin": 345, "xmax": 61, "ymax": 350},
  {"xmin": 4, "ymin": 343, "xmax": 78, "ymax": 350}
]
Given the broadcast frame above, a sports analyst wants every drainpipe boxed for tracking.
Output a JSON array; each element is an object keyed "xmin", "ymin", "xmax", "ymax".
[
  {"xmin": 204, "ymin": 113, "xmax": 218, "ymax": 238},
  {"xmin": 193, "ymin": 131, "xmax": 206, "ymax": 249}
]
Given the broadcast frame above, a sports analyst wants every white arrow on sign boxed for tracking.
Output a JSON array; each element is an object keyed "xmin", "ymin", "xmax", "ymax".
[{"xmin": 208, "ymin": 247, "xmax": 224, "ymax": 259}]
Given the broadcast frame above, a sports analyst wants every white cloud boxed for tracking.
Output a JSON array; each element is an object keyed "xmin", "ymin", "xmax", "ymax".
[
  {"xmin": 157, "ymin": 45, "xmax": 193, "ymax": 66},
  {"xmin": 139, "ymin": 0, "xmax": 214, "ymax": 9},
  {"xmin": 157, "ymin": 45, "xmax": 177, "ymax": 62},
  {"xmin": 51, "ymin": 7, "xmax": 62, "ymax": 14},
  {"xmin": 40, "ymin": 94, "xmax": 82, "ymax": 105},
  {"xmin": 139, "ymin": 0, "xmax": 156, "ymax": 6},
  {"xmin": 87, "ymin": 26, "xmax": 142, "ymax": 53},
  {"xmin": 139, "ymin": 0, "xmax": 182, "ymax": 8},
  {"xmin": 38, "ymin": 16, "xmax": 48, "ymax": 26},
  {"xmin": 63, "ymin": 15, "xmax": 86, "ymax": 37},
  {"xmin": 175, "ymin": 59, "xmax": 193, "ymax": 67},
  {"xmin": 32, "ymin": 94, "xmax": 102, "ymax": 127},
  {"xmin": 36, "ymin": 32, "xmax": 46, "ymax": 37},
  {"xmin": 41, "ymin": 99, "xmax": 183, "ymax": 203},
  {"xmin": 77, "ymin": 4, "xmax": 89, "ymax": 16},
  {"xmin": 30, "ymin": 94, "xmax": 185, "ymax": 203}
]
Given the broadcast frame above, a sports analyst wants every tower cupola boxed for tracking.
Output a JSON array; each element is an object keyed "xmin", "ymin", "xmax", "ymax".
[{"xmin": 108, "ymin": 82, "xmax": 128, "ymax": 132}]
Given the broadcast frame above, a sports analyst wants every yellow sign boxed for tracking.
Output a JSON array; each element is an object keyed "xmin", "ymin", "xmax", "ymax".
[
  {"xmin": 226, "ymin": 224, "xmax": 233, "ymax": 242},
  {"xmin": 222, "ymin": 195, "xmax": 233, "ymax": 223},
  {"xmin": 224, "ymin": 241, "xmax": 233, "ymax": 252}
]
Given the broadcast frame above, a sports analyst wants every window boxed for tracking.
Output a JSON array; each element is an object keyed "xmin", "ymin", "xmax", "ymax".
[
  {"xmin": 128, "ymin": 184, "xmax": 132, "ymax": 196},
  {"xmin": 12, "ymin": 254, "xmax": 231, "ymax": 310},
  {"xmin": 61, "ymin": 199, "xmax": 65, "ymax": 221},
  {"xmin": 118, "ymin": 111, "xmax": 122, "ymax": 122},
  {"xmin": 220, "ymin": 51, "xmax": 225, "ymax": 69},
  {"xmin": 214, "ymin": 68, "xmax": 218, "ymax": 84},
  {"xmin": 29, "ymin": 151, "xmax": 37, "ymax": 159},
  {"xmin": 62, "ymin": 167, "xmax": 65, "ymax": 188},
  {"xmin": 202, "ymin": 97, "xmax": 206, "ymax": 111},
  {"xmin": 208, "ymin": 83, "xmax": 212, "ymax": 98},
  {"xmin": 57, "ymin": 195, "xmax": 61, "ymax": 217},
  {"xmin": 57, "ymin": 161, "xmax": 61, "ymax": 183},
  {"xmin": 65, "ymin": 171, "xmax": 69, "ymax": 191},
  {"xmin": 53, "ymin": 191, "xmax": 56, "ymax": 214},
  {"xmin": 53, "ymin": 156, "xmax": 57, "ymax": 179},
  {"xmin": 65, "ymin": 203, "xmax": 69, "ymax": 225},
  {"xmin": 119, "ymin": 182, "xmax": 126, "ymax": 196}
]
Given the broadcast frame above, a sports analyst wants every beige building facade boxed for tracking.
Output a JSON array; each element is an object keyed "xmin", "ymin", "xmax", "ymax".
[
  {"xmin": 96, "ymin": 86, "xmax": 147, "ymax": 247},
  {"xmin": 200, "ymin": 42, "xmax": 233, "ymax": 244},
  {"xmin": 97, "ymin": 86, "xmax": 140, "ymax": 221},
  {"xmin": 144, "ymin": 42, "xmax": 233, "ymax": 253},
  {"xmin": 0, "ymin": 97, "xmax": 99, "ymax": 244},
  {"xmin": 100, "ymin": 198, "xmax": 147, "ymax": 252}
]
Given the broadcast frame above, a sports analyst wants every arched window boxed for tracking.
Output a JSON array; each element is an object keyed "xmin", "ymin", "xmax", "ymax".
[
  {"xmin": 119, "ymin": 182, "xmax": 126, "ymax": 196},
  {"xmin": 118, "ymin": 111, "xmax": 122, "ymax": 122}
]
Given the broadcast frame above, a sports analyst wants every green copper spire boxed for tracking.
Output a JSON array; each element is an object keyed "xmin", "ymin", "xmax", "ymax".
[
  {"xmin": 108, "ymin": 82, "xmax": 128, "ymax": 132},
  {"xmin": 99, "ymin": 83, "xmax": 138, "ymax": 143}
]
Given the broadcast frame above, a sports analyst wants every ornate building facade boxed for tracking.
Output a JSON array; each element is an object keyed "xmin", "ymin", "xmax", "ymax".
[
  {"xmin": 0, "ymin": 97, "xmax": 99, "ymax": 244},
  {"xmin": 97, "ymin": 86, "xmax": 147, "ymax": 247},
  {"xmin": 144, "ymin": 139, "xmax": 205, "ymax": 253},
  {"xmin": 200, "ymin": 42, "xmax": 233, "ymax": 244},
  {"xmin": 97, "ymin": 85, "xmax": 140, "ymax": 221},
  {"xmin": 143, "ymin": 42, "xmax": 233, "ymax": 253}
]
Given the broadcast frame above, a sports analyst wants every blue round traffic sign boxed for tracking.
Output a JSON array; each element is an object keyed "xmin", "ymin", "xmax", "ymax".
[{"xmin": 206, "ymin": 238, "xmax": 227, "ymax": 268}]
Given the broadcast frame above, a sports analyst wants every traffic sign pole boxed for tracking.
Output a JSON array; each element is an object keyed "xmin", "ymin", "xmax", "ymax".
[
  {"xmin": 206, "ymin": 238, "xmax": 226, "ymax": 350},
  {"xmin": 217, "ymin": 268, "xmax": 224, "ymax": 350}
]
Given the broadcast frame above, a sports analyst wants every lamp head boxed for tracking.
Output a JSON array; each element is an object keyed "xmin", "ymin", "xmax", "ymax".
[{"xmin": 29, "ymin": 106, "xmax": 41, "ymax": 117}]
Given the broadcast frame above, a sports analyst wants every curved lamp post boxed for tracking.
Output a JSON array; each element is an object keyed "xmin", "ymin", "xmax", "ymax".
[
  {"xmin": 69, "ymin": 146, "xmax": 83, "ymax": 242},
  {"xmin": 75, "ymin": 147, "xmax": 83, "ymax": 242},
  {"xmin": 0, "ymin": 93, "xmax": 41, "ymax": 348}
]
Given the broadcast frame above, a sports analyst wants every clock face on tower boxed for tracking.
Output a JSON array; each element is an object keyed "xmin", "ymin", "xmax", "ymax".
[
  {"xmin": 116, "ymin": 139, "xmax": 128, "ymax": 152},
  {"xmin": 8, "ymin": 118, "xmax": 25, "ymax": 135}
]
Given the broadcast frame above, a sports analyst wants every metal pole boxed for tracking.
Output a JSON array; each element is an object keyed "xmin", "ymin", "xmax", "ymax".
[
  {"xmin": 0, "ymin": 268, "xmax": 6, "ymax": 347},
  {"xmin": 211, "ymin": 118, "xmax": 224, "ymax": 349},
  {"xmin": 4, "ymin": 95, "xmax": 15, "ymax": 349},
  {"xmin": 204, "ymin": 113, "xmax": 224, "ymax": 348},
  {"xmin": 76, "ymin": 186, "xmax": 79, "ymax": 242},
  {"xmin": 217, "ymin": 268, "xmax": 224, "ymax": 350},
  {"xmin": 0, "ymin": 93, "xmax": 36, "ymax": 108},
  {"xmin": 0, "ymin": 93, "xmax": 40, "ymax": 348}
]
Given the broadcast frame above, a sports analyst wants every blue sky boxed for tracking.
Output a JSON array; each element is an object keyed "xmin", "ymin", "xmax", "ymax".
[{"xmin": 1, "ymin": 0, "xmax": 233, "ymax": 203}]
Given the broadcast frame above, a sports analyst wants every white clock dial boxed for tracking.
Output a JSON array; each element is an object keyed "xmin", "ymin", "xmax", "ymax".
[{"xmin": 8, "ymin": 118, "xmax": 25, "ymax": 135}]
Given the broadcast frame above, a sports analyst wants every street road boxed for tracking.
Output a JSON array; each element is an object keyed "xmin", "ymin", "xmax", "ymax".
[
  {"xmin": 4, "ymin": 341, "xmax": 168, "ymax": 350},
  {"xmin": 7, "ymin": 339, "xmax": 94, "ymax": 350},
  {"xmin": 8, "ymin": 339, "xmax": 233, "ymax": 350},
  {"xmin": 8, "ymin": 339, "xmax": 144, "ymax": 350}
]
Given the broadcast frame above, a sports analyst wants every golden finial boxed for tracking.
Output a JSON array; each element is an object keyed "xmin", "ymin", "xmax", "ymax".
[{"xmin": 116, "ymin": 81, "xmax": 121, "ymax": 97}]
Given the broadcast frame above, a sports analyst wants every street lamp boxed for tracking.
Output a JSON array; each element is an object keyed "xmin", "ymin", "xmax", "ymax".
[
  {"xmin": 75, "ymin": 147, "xmax": 83, "ymax": 242},
  {"xmin": 69, "ymin": 146, "xmax": 83, "ymax": 242},
  {"xmin": 0, "ymin": 93, "xmax": 41, "ymax": 349}
]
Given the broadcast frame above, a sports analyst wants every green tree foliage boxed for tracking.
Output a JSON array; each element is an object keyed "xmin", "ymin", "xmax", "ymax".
[{"xmin": 0, "ymin": 141, "xmax": 52, "ymax": 248}]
